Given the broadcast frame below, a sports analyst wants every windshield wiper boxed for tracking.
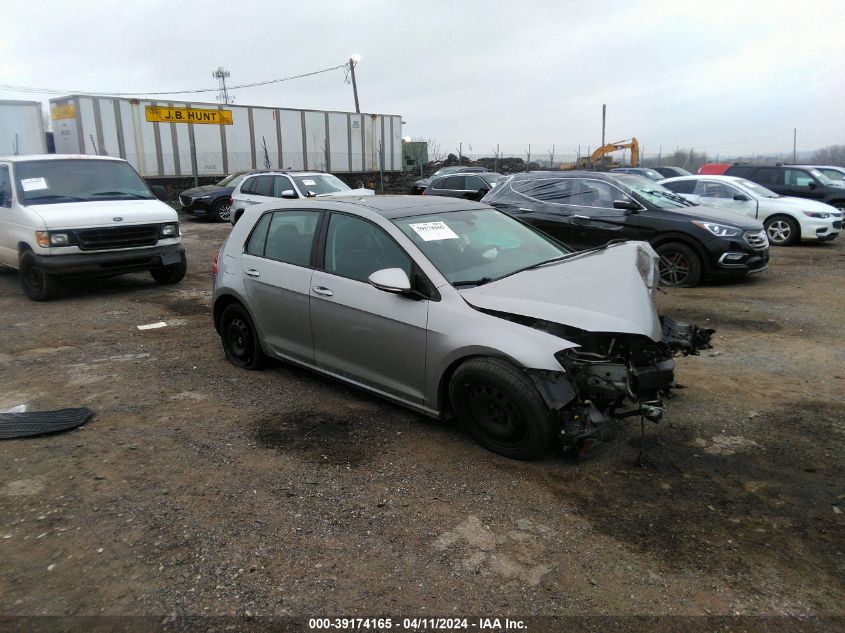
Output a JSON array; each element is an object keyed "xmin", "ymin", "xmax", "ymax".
[
  {"xmin": 452, "ymin": 277, "xmax": 493, "ymax": 287},
  {"xmin": 91, "ymin": 191, "xmax": 151, "ymax": 199},
  {"xmin": 25, "ymin": 194, "xmax": 87, "ymax": 203},
  {"xmin": 643, "ymin": 189, "xmax": 694, "ymax": 207}
]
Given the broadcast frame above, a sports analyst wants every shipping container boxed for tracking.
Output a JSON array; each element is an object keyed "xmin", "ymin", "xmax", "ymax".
[
  {"xmin": 49, "ymin": 95, "xmax": 402, "ymax": 178},
  {"xmin": 0, "ymin": 100, "xmax": 47, "ymax": 156}
]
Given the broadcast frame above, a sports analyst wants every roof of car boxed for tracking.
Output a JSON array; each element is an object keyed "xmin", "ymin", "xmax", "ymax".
[
  {"xmin": 0, "ymin": 154, "xmax": 125, "ymax": 163},
  {"xmin": 661, "ymin": 174, "xmax": 747, "ymax": 183},
  {"xmin": 508, "ymin": 170, "xmax": 623, "ymax": 181},
  {"xmin": 322, "ymin": 194, "xmax": 489, "ymax": 219},
  {"xmin": 241, "ymin": 170, "xmax": 328, "ymax": 178}
]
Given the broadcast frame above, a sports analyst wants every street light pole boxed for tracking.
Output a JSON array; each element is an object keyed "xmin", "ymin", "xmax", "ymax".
[{"xmin": 349, "ymin": 57, "xmax": 361, "ymax": 114}]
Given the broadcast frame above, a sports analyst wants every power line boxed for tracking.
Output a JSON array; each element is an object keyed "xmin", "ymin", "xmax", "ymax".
[{"xmin": 0, "ymin": 62, "xmax": 349, "ymax": 97}]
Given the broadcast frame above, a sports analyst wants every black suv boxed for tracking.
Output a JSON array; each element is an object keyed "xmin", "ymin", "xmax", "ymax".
[
  {"xmin": 178, "ymin": 170, "xmax": 266, "ymax": 222},
  {"xmin": 424, "ymin": 172, "xmax": 506, "ymax": 201},
  {"xmin": 724, "ymin": 164, "xmax": 845, "ymax": 211},
  {"xmin": 482, "ymin": 171, "xmax": 770, "ymax": 287},
  {"xmin": 411, "ymin": 166, "xmax": 488, "ymax": 195}
]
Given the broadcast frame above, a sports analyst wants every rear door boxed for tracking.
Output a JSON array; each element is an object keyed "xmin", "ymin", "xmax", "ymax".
[
  {"xmin": 748, "ymin": 167, "xmax": 785, "ymax": 195},
  {"xmin": 241, "ymin": 209, "xmax": 322, "ymax": 363},
  {"xmin": 309, "ymin": 212, "xmax": 429, "ymax": 404}
]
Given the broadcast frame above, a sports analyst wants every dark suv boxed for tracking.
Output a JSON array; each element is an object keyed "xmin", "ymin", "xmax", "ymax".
[
  {"xmin": 411, "ymin": 166, "xmax": 488, "ymax": 195},
  {"xmin": 178, "ymin": 170, "xmax": 267, "ymax": 223},
  {"xmin": 424, "ymin": 172, "xmax": 506, "ymax": 201},
  {"xmin": 724, "ymin": 164, "xmax": 845, "ymax": 211},
  {"xmin": 482, "ymin": 171, "xmax": 769, "ymax": 287}
]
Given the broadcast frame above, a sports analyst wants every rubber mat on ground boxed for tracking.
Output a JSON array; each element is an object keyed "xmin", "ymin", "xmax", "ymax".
[{"xmin": 0, "ymin": 407, "xmax": 93, "ymax": 440}]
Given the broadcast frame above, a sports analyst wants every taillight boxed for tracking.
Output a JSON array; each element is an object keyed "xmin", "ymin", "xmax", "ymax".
[
  {"xmin": 228, "ymin": 197, "xmax": 233, "ymax": 206},
  {"xmin": 212, "ymin": 250, "xmax": 220, "ymax": 275}
]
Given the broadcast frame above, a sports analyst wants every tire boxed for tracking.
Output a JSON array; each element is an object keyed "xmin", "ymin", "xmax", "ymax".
[
  {"xmin": 764, "ymin": 215, "xmax": 799, "ymax": 246},
  {"xmin": 231, "ymin": 210, "xmax": 242, "ymax": 226},
  {"xmin": 150, "ymin": 258, "xmax": 187, "ymax": 284},
  {"xmin": 448, "ymin": 358, "xmax": 555, "ymax": 460},
  {"xmin": 19, "ymin": 250, "xmax": 59, "ymax": 301},
  {"xmin": 220, "ymin": 303, "xmax": 265, "ymax": 370},
  {"xmin": 655, "ymin": 241, "xmax": 703, "ymax": 287},
  {"xmin": 212, "ymin": 198, "xmax": 231, "ymax": 223},
  {"xmin": 830, "ymin": 200, "xmax": 845, "ymax": 212}
]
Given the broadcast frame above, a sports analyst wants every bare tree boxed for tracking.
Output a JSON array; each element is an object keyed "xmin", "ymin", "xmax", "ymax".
[
  {"xmin": 427, "ymin": 138, "xmax": 444, "ymax": 164},
  {"xmin": 812, "ymin": 144, "xmax": 845, "ymax": 166}
]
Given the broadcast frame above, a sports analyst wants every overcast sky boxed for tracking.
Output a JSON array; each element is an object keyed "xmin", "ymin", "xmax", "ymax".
[{"xmin": 2, "ymin": 0, "xmax": 842, "ymax": 160}]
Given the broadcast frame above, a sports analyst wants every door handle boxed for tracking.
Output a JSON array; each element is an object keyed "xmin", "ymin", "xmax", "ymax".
[
  {"xmin": 245, "ymin": 268, "xmax": 260, "ymax": 278},
  {"xmin": 312, "ymin": 286, "xmax": 333, "ymax": 297}
]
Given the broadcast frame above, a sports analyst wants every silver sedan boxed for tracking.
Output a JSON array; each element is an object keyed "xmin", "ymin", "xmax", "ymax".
[{"xmin": 212, "ymin": 196, "xmax": 709, "ymax": 460}]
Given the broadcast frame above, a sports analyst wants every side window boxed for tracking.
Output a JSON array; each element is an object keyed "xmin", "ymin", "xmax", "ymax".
[
  {"xmin": 517, "ymin": 178, "xmax": 575, "ymax": 202},
  {"xmin": 240, "ymin": 177, "xmax": 256, "ymax": 194},
  {"xmin": 752, "ymin": 168, "xmax": 781, "ymax": 185},
  {"xmin": 324, "ymin": 213, "xmax": 412, "ymax": 283},
  {"xmin": 662, "ymin": 180, "xmax": 696, "ymax": 194},
  {"xmin": 693, "ymin": 180, "xmax": 733, "ymax": 199},
  {"xmin": 467, "ymin": 176, "xmax": 486, "ymax": 191},
  {"xmin": 245, "ymin": 212, "xmax": 273, "ymax": 256},
  {"xmin": 441, "ymin": 176, "xmax": 464, "ymax": 190},
  {"xmin": 0, "ymin": 166, "xmax": 11, "ymax": 207},
  {"xmin": 253, "ymin": 175, "xmax": 274, "ymax": 197},
  {"xmin": 272, "ymin": 176, "xmax": 294, "ymax": 197},
  {"xmin": 784, "ymin": 169, "xmax": 814, "ymax": 187},
  {"xmin": 263, "ymin": 210, "xmax": 321, "ymax": 266}
]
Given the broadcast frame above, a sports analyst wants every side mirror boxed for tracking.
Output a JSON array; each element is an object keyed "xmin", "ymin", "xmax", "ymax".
[
  {"xmin": 613, "ymin": 199, "xmax": 640, "ymax": 213},
  {"xmin": 733, "ymin": 193, "xmax": 751, "ymax": 201},
  {"xmin": 151, "ymin": 185, "xmax": 167, "ymax": 200},
  {"xmin": 280, "ymin": 189, "xmax": 298, "ymax": 199},
  {"xmin": 807, "ymin": 181, "xmax": 817, "ymax": 189},
  {"xmin": 368, "ymin": 268, "xmax": 411, "ymax": 294}
]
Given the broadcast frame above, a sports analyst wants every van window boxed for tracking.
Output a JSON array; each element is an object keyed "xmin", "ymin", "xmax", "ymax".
[{"xmin": 0, "ymin": 166, "xmax": 11, "ymax": 207}]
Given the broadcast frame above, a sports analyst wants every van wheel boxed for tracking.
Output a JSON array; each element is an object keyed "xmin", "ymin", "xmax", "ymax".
[
  {"xmin": 765, "ymin": 215, "xmax": 799, "ymax": 246},
  {"xmin": 212, "ymin": 199, "xmax": 231, "ymax": 223},
  {"xmin": 220, "ymin": 304, "xmax": 265, "ymax": 369},
  {"xmin": 150, "ymin": 259, "xmax": 187, "ymax": 284},
  {"xmin": 656, "ymin": 242, "xmax": 703, "ymax": 287},
  {"xmin": 19, "ymin": 251, "xmax": 59, "ymax": 301},
  {"xmin": 449, "ymin": 358, "xmax": 555, "ymax": 460}
]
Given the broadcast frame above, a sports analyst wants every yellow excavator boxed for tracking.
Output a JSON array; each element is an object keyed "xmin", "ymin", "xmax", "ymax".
[{"xmin": 589, "ymin": 137, "xmax": 640, "ymax": 168}]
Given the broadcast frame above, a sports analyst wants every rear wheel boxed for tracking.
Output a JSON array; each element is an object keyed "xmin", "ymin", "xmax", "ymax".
[
  {"xmin": 150, "ymin": 259, "xmax": 187, "ymax": 284},
  {"xmin": 656, "ymin": 242, "xmax": 703, "ymax": 287},
  {"xmin": 220, "ymin": 303, "xmax": 265, "ymax": 370},
  {"xmin": 449, "ymin": 358, "xmax": 555, "ymax": 460},
  {"xmin": 764, "ymin": 215, "xmax": 799, "ymax": 246},
  {"xmin": 19, "ymin": 250, "xmax": 59, "ymax": 301},
  {"xmin": 212, "ymin": 199, "xmax": 231, "ymax": 223}
]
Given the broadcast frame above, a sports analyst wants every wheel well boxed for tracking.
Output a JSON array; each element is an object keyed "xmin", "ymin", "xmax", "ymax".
[
  {"xmin": 764, "ymin": 213, "xmax": 796, "ymax": 224},
  {"xmin": 18, "ymin": 242, "xmax": 31, "ymax": 254},
  {"xmin": 650, "ymin": 234, "xmax": 707, "ymax": 264},
  {"xmin": 232, "ymin": 210, "xmax": 243, "ymax": 225},
  {"xmin": 212, "ymin": 294, "xmax": 242, "ymax": 333},
  {"xmin": 436, "ymin": 353, "xmax": 515, "ymax": 418}
]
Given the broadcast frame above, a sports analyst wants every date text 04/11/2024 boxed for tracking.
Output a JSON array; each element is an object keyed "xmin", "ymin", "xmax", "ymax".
[{"xmin": 307, "ymin": 617, "xmax": 527, "ymax": 630}]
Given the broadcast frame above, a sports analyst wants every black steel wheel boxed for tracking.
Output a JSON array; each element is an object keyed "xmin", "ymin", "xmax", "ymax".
[
  {"xmin": 19, "ymin": 250, "xmax": 59, "ymax": 301},
  {"xmin": 212, "ymin": 199, "xmax": 231, "ymax": 223},
  {"xmin": 220, "ymin": 303, "xmax": 265, "ymax": 370},
  {"xmin": 449, "ymin": 358, "xmax": 555, "ymax": 460},
  {"xmin": 656, "ymin": 242, "xmax": 703, "ymax": 287}
]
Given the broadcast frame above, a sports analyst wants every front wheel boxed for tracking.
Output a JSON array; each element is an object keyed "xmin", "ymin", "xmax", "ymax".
[
  {"xmin": 212, "ymin": 199, "xmax": 231, "ymax": 223},
  {"xmin": 220, "ymin": 303, "xmax": 265, "ymax": 370},
  {"xmin": 449, "ymin": 358, "xmax": 556, "ymax": 460},
  {"xmin": 764, "ymin": 215, "xmax": 799, "ymax": 246},
  {"xmin": 19, "ymin": 250, "xmax": 59, "ymax": 301},
  {"xmin": 655, "ymin": 242, "xmax": 703, "ymax": 287}
]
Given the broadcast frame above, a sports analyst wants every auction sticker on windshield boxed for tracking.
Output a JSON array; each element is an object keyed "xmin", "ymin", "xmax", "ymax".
[
  {"xmin": 21, "ymin": 178, "xmax": 48, "ymax": 191},
  {"xmin": 409, "ymin": 221, "xmax": 459, "ymax": 241}
]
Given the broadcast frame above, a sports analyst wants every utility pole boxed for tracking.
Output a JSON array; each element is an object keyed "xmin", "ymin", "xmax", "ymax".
[
  {"xmin": 601, "ymin": 104, "xmax": 606, "ymax": 148},
  {"xmin": 793, "ymin": 128, "xmax": 797, "ymax": 163},
  {"xmin": 348, "ymin": 57, "xmax": 361, "ymax": 114},
  {"xmin": 549, "ymin": 144, "xmax": 555, "ymax": 169},
  {"xmin": 212, "ymin": 67, "xmax": 233, "ymax": 104},
  {"xmin": 458, "ymin": 143, "xmax": 462, "ymax": 165},
  {"xmin": 494, "ymin": 143, "xmax": 499, "ymax": 173},
  {"xmin": 526, "ymin": 144, "xmax": 531, "ymax": 172}
]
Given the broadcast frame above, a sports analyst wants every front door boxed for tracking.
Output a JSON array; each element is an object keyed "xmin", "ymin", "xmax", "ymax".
[{"xmin": 309, "ymin": 212, "xmax": 428, "ymax": 404}]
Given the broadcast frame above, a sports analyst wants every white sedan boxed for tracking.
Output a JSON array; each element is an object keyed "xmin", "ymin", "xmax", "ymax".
[{"xmin": 660, "ymin": 175, "xmax": 841, "ymax": 246}]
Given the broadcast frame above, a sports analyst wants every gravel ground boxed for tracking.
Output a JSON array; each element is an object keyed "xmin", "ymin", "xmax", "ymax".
[{"xmin": 0, "ymin": 214, "xmax": 843, "ymax": 621}]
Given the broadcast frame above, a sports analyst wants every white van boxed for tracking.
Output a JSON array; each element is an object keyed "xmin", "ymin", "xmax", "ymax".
[{"xmin": 0, "ymin": 155, "xmax": 186, "ymax": 300}]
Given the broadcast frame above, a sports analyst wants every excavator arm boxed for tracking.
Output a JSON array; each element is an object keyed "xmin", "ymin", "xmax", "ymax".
[{"xmin": 589, "ymin": 137, "xmax": 639, "ymax": 167}]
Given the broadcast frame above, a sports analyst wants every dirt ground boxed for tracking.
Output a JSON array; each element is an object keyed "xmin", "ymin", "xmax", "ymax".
[{"xmin": 1, "ymin": 213, "xmax": 843, "ymax": 622}]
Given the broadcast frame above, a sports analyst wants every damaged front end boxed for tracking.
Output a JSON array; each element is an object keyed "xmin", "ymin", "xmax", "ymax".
[{"xmin": 519, "ymin": 315, "xmax": 714, "ymax": 460}]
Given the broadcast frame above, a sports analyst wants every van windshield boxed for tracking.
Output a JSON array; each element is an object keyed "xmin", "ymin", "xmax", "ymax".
[{"xmin": 15, "ymin": 159, "xmax": 155, "ymax": 205}]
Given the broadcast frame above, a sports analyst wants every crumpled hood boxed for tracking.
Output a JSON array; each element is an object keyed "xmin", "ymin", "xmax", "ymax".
[
  {"xmin": 459, "ymin": 242, "xmax": 663, "ymax": 341},
  {"xmin": 27, "ymin": 199, "xmax": 178, "ymax": 229}
]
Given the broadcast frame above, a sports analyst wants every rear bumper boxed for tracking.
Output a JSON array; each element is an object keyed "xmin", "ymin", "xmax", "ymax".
[{"xmin": 32, "ymin": 244, "xmax": 186, "ymax": 278}]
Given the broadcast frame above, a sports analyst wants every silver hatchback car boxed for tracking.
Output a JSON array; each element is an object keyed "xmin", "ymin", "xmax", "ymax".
[{"xmin": 212, "ymin": 196, "xmax": 710, "ymax": 460}]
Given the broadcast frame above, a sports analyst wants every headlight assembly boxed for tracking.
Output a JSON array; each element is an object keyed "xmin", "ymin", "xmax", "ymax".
[
  {"xmin": 160, "ymin": 223, "xmax": 179, "ymax": 237},
  {"xmin": 802, "ymin": 211, "xmax": 831, "ymax": 219},
  {"xmin": 691, "ymin": 221, "xmax": 742, "ymax": 237}
]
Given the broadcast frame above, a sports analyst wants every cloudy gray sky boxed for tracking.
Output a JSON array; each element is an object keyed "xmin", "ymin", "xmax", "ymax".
[{"xmin": 2, "ymin": 0, "xmax": 842, "ymax": 160}]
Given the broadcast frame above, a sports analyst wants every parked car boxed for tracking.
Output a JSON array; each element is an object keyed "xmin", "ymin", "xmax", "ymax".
[
  {"xmin": 482, "ymin": 171, "xmax": 769, "ymax": 287},
  {"xmin": 212, "ymin": 196, "xmax": 710, "ymax": 460},
  {"xmin": 653, "ymin": 166, "xmax": 692, "ymax": 178},
  {"xmin": 660, "ymin": 175, "xmax": 841, "ymax": 245},
  {"xmin": 609, "ymin": 167, "xmax": 665, "ymax": 181},
  {"xmin": 0, "ymin": 154, "xmax": 185, "ymax": 301},
  {"xmin": 410, "ymin": 166, "xmax": 488, "ymax": 195},
  {"xmin": 723, "ymin": 164, "xmax": 845, "ymax": 211},
  {"xmin": 179, "ymin": 170, "xmax": 267, "ymax": 223},
  {"xmin": 423, "ymin": 172, "xmax": 506, "ymax": 201},
  {"xmin": 229, "ymin": 171, "xmax": 373, "ymax": 225},
  {"xmin": 698, "ymin": 163, "xmax": 731, "ymax": 175},
  {"xmin": 787, "ymin": 165, "xmax": 845, "ymax": 182}
]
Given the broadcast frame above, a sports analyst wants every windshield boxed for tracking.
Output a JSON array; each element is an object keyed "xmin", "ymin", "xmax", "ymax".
[
  {"xmin": 809, "ymin": 169, "xmax": 835, "ymax": 186},
  {"xmin": 615, "ymin": 175, "xmax": 694, "ymax": 209},
  {"xmin": 642, "ymin": 169, "xmax": 664, "ymax": 181},
  {"xmin": 430, "ymin": 166, "xmax": 461, "ymax": 179},
  {"xmin": 216, "ymin": 171, "xmax": 251, "ymax": 187},
  {"xmin": 15, "ymin": 159, "xmax": 154, "ymax": 205},
  {"xmin": 738, "ymin": 179, "xmax": 778, "ymax": 198},
  {"xmin": 393, "ymin": 209, "xmax": 569, "ymax": 286},
  {"xmin": 292, "ymin": 174, "xmax": 351, "ymax": 196},
  {"xmin": 480, "ymin": 174, "xmax": 506, "ymax": 186}
]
